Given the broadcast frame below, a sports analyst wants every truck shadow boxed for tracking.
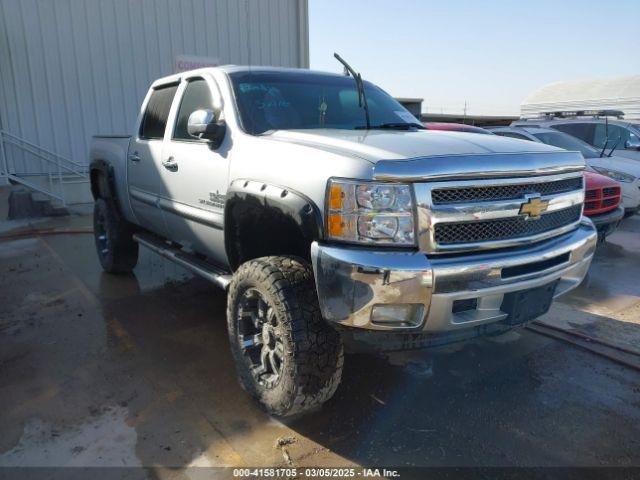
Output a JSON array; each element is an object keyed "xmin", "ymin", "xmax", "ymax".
[
  {"xmin": 98, "ymin": 267, "xmax": 640, "ymax": 470},
  {"xmin": 4, "ymin": 221, "xmax": 639, "ymax": 471},
  {"xmin": 92, "ymin": 214, "xmax": 640, "ymax": 469}
]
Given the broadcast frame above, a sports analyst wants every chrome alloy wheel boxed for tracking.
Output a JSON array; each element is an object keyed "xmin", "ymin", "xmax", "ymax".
[{"xmin": 236, "ymin": 288, "xmax": 285, "ymax": 388}]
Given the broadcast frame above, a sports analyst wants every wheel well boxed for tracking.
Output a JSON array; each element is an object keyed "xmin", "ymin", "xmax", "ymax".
[
  {"xmin": 90, "ymin": 169, "xmax": 103, "ymax": 199},
  {"xmin": 224, "ymin": 183, "xmax": 323, "ymax": 271},
  {"xmin": 90, "ymin": 163, "xmax": 111, "ymax": 200},
  {"xmin": 90, "ymin": 162, "xmax": 127, "ymax": 221}
]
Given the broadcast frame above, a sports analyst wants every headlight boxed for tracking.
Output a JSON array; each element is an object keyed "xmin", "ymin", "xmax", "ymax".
[
  {"xmin": 326, "ymin": 179, "xmax": 416, "ymax": 246},
  {"xmin": 591, "ymin": 166, "xmax": 636, "ymax": 183}
]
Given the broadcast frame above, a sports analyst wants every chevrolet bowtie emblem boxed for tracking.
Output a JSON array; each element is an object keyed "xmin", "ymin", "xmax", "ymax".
[{"xmin": 519, "ymin": 197, "xmax": 549, "ymax": 219}]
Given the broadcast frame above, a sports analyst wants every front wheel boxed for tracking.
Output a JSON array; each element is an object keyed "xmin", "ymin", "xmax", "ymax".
[{"xmin": 226, "ymin": 256, "xmax": 344, "ymax": 417}]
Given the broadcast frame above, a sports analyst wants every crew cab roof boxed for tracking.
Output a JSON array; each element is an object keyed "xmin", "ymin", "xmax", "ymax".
[{"xmin": 150, "ymin": 65, "xmax": 348, "ymax": 87}]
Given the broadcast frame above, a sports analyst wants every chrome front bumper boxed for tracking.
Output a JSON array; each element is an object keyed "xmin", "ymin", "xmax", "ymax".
[{"xmin": 311, "ymin": 219, "xmax": 597, "ymax": 333}]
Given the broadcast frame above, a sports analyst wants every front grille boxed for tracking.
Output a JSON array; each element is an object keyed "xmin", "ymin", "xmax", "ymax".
[
  {"xmin": 434, "ymin": 205, "xmax": 582, "ymax": 245},
  {"xmin": 583, "ymin": 186, "xmax": 621, "ymax": 214},
  {"xmin": 431, "ymin": 177, "xmax": 583, "ymax": 205}
]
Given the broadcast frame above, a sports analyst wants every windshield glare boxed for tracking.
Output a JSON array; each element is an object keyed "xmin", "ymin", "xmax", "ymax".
[
  {"xmin": 532, "ymin": 131, "xmax": 600, "ymax": 158},
  {"xmin": 229, "ymin": 71, "xmax": 418, "ymax": 134}
]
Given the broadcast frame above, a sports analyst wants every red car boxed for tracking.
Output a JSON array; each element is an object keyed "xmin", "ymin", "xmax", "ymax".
[
  {"xmin": 583, "ymin": 171, "xmax": 624, "ymax": 241},
  {"xmin": 422, "ymin": 122, "xmax": 492, "ymax": 134}
]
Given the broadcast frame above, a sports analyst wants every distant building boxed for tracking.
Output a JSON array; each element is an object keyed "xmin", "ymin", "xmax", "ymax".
[
  {"xmin": 521, "ymin": 75, "xmax": 640, "ymax": 120},
  {"xmin": 0, "ymin": 0, "xmax": 309, "ymax": 202},
  {"xmin": 395, "ymin": 98, "xmax": 424, "ymax": 118},
  {"xmin": 395, "ymin": 97, "xmax": 517, "ymax": 127},
  {"xmin": 420, "ymin": 113, "xmax": 517, "ymax": 127}
]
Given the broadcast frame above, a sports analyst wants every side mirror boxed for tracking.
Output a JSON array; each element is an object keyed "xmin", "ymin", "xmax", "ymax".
[
  {"xmin": 187, "ymin": 109, "xmax": 226, "ymax": 146},
  {"xmin": 625, "ymin": 138, "xmax": 640, "ymax": 150}
]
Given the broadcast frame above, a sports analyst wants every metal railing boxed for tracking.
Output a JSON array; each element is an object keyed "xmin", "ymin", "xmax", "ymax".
[{"xmin": 0, "ymin": 130, "xmax": 89, "ymax": 206}]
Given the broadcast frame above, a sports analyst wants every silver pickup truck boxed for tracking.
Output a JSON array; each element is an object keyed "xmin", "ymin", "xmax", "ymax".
[{"xmin": 90, "ymin": 65, "xmax": 597, "ymax": 416}]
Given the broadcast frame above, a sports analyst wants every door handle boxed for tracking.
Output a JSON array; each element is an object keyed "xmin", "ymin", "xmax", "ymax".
[
  {"xmin": 128, "ymin": 152, "xmax": 141, "ymax": 162},
  {"xmin": 162, "ymin": 156, "xmax": 178, "ymax": 171}
]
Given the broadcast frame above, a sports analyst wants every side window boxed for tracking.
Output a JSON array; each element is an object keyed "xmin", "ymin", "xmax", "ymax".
[
  {"xmin": 140, "ymin": 84, "xmax": 179, "ymax": 139},
  {"xmin": 552, "ymin": 123, "xmax": 594, "ymax": 145},
  {"xmin": 173, "ymin": 79, "xmax": 214, "ymax": 140},
  {"xmin": 593, "ymin": 124, "xmax": 631, "ymax": 149},
  {"xmin": 495, "ymin": 131, "xmax": 532, "ymax": 141}
]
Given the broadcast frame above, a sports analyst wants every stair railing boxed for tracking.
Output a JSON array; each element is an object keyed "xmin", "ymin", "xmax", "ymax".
[{"xmin": 0, "ymin": 130, "xmax": 89, "ymax": 206}]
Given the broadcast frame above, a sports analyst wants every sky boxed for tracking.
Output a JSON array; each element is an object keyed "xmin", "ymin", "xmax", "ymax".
[{"xmin": 309, "ymin": 0, "xmax": 640, "ymax": 116}]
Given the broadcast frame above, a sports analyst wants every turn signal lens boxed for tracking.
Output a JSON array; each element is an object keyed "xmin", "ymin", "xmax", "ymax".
[
  {"xmin": 326, "ymin": 179, "xmax": 415, "ymax": 246},
  {"xmin": 328, "ymin": 214, "xmax": 345, "ymax": 238},
  {"xmin": 329, "ymin": 183, "xmax": 344, "ymax": 210}
]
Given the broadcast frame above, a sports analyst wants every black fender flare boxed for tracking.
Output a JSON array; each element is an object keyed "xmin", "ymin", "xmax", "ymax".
[
  {"xmin": 89, "ymin": 159, "xmax": 128, "ymax": 221},
  {"xmin": 224, "ymin": 179, "xmax": 324, "ymax": 269},
  {"xmin": 89, "ymin": 159, "xmax": 117, "ymax": 200}
]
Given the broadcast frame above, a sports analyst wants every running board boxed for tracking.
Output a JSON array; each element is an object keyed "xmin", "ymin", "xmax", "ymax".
[{"xmin": 133, "ymin": 233, "xmax": 232, "ymax": 290}]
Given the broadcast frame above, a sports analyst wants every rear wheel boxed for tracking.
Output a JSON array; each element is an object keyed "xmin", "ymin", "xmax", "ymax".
[
  {"xmin": 226, "ymin": 256, "xmax": 343, "ymax": 417},
  {"xmin": 93, "ymin": 198, "xmax": 139, "ymax": 273}
]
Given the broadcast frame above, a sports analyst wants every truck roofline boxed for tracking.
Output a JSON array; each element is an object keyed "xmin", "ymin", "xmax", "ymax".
[{"xmin": 149, "ymin": 65, "xmax": 348, "ymax": 89}]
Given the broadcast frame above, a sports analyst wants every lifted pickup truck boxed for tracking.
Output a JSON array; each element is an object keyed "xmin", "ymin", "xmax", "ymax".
[{"xmin": 90, "ymin": 65, "xmax": 597, "ymax": 416}]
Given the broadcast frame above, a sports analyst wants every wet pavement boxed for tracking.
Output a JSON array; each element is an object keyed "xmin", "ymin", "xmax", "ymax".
[{"xmin": 0, "ymin": 215, "xmax": 639, "ymax": 477}]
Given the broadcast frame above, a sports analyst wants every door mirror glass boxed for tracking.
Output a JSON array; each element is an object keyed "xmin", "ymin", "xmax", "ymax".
[
  {"xmin": 625, "ymin": 138, "xmax": 640, "ymax": 150},
  {"xmin": 187, "ymin": 108, "xmax": 225, "ymax": 145}
]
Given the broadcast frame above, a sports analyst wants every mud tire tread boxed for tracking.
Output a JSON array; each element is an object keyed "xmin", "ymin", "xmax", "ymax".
[{"xmin": 226, "ymin": 256, "xmax": 344, "ymax": 417}]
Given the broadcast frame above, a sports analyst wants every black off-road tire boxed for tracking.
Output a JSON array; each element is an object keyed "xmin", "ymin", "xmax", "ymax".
[
  {"xmin": 93, "ymin": 198, "xmax": 139, "ymax": 273},
  {"xmin": 226, "ymin": 256, "xmax": 344, "ymax": 417}
]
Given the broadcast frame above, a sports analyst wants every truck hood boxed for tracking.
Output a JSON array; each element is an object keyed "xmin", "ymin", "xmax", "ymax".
[
  {"xmin": 268, "ymin": 129, "xmax": 585, "ymax": 181},
  {"xmin": 587, "ymin": 155, "xmax": 640, "ymax": 177},
  {"xmin": 268, "ymin": 128, "xmax": 560, "ymax": 162}
]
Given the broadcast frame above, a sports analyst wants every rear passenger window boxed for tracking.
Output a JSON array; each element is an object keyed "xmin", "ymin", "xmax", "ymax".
[
  {"xmin": 140, "ymin": 84, "xmax": 179, "ymax": 139},
  {"xmin": 173, "ymin": 79, "xmax": 214, "ymax": 140}
]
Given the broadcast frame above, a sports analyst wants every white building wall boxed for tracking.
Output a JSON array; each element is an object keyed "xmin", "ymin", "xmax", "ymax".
[
  {"xmin": 0, "ymin": 0, "xmax": 309, "ymax": 176},
  {"xmin": 521, "ymin": 76, "xmax": 640, "ymax": 121}
]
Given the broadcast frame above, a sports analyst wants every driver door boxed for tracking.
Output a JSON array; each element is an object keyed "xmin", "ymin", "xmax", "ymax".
[{"xmin": 160, "ymin": 76, "xmax": 230, "ymax": 265}]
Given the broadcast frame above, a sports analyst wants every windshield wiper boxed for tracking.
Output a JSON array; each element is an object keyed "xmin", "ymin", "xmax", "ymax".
[
  {"xmin": 599, "ymin": 139, "xmax": 609, "ymax": 158},
  {"xmin": 334, "ymin": 53, "xmax": 370, "ymax": 130},
  {"xmin": 355, "ymin": 122, "xmax": 425, "ymax": 130}
]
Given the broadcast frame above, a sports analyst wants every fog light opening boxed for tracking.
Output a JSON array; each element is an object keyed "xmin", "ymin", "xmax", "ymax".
[
  {"xmin": 371, "ymin": 304, "xmax": 423, "ymax": 327},
  {"xmin": 452, "ymin": 298, "xmax": 478, "ymax": 314}
]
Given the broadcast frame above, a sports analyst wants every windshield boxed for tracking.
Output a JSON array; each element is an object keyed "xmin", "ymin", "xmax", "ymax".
[
  {"xmin": 532, "ymin": 131, "xmax": 600, "ymax": 158},
  {"xmin": 229, "ymin": 71, "xmax": 419, "ymax": 134}
]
